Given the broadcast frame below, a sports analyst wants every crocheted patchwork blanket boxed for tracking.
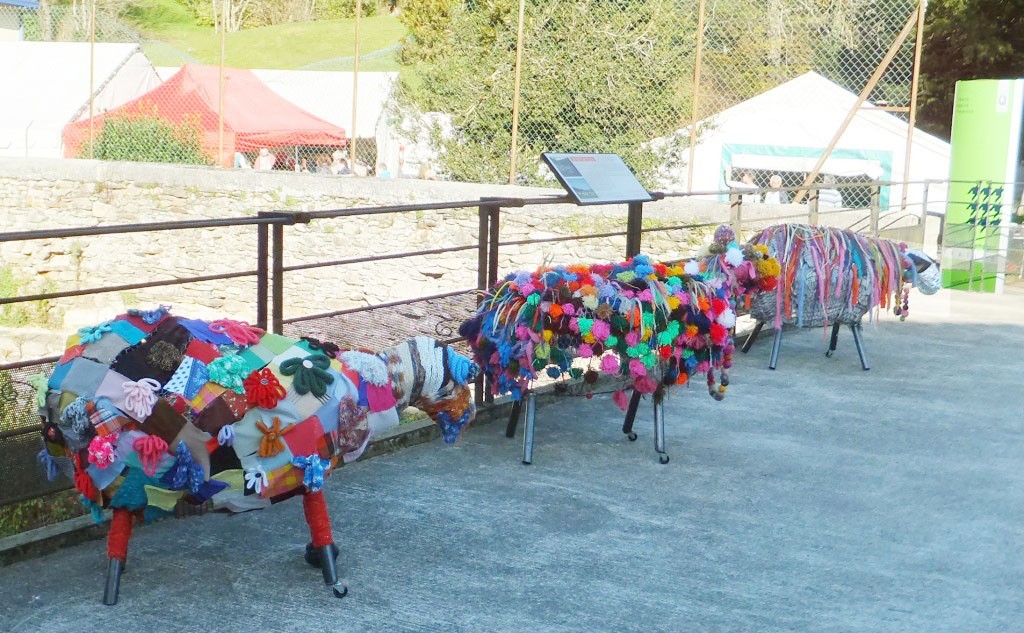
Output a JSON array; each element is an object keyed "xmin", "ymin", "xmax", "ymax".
[
  {"xmin": 37, "ymin": 309, "xmax": 476, "ymax": 519},
  {"xmin": 460, "ymin": 226, "xmax": 779, "ymax": 403}
]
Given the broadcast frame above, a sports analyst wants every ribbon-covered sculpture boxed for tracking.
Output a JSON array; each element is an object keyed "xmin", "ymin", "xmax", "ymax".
[
  {"xmin": 38, "ymin": 309, "xmax": 479, "ymax": 604},
  {"xmin": 742, "ymin": 223, "xmax": 941, "ymax": 369}
]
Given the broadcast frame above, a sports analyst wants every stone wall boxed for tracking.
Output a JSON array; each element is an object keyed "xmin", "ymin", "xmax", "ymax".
[{"xmin": 0, "ymin": 157, "xmax": 797, "ymax": 362}]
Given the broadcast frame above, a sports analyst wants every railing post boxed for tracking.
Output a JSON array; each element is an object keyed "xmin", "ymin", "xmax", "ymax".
[
  {"xmin": 870, "ymin": 185, "xmax": 881, "ymax": 237},
  {"xmin": 729, "ymin": 192, "xmax": 742, "ymax": 236},
  {"xmin": 476, "ymin": 204, "xmax": 490, "ymax": 297},
  {"xmin": 256, "ymin": 218, "xmax": 269, "ymax": 331},
  {"xmin": 808, "ymin": 189, "xmax": 820, "ymax": 226},
  {"xmin": 626, "ymin": 201, "xmax": 643, "ymax": 258},
  {"xmin": 488, "ymin": 205, "xmax": 501, "ymax": 290},
  {"xmin": 271, "ymin": 221, "xmax": 285, "ymax": 334}
]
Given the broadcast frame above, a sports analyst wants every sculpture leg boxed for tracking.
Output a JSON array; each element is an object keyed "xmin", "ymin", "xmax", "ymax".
[
  {"xmin": 621, "ymin": 389, "xmax": 642, "ymax": 441},
  {"xmin": 769, "ymin": 327, "xmax": 783, "ymax": 370},
  {"xmin": 741, "ymin": 321, "xmax": 764, "ymax": 353},
  {"xmin": 522, "ymin": 391, "xmax": 536, "ymax": 465},
  {"xmin": 825, "ymin": 322, "xmax": 841, "ymax": 358},
  {"xmin": 653, "ymin": 398, "xmax": 669, "ymax": 464},
  {"xmin": 505, "ymin": 400, "xmax": 522, "ymax": 438},
  {"xmin": 850, "ymin": 323, "xmax": 870, "ymax": 371},
  {"xmin": 303, "ymin": 490, "xmax": 348, "ymax": 598},
  {"xmin": 102, "ymin": 508, "xmax": 133, "ymax": 606}
]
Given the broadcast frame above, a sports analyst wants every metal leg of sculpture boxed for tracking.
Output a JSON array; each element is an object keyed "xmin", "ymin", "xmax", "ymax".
[
  {"xmin": 102, "ymin": 508, "xmax": 134, "ymax": 605},
  {"xmin": 621, "ymin": 389, "xmax": 642, "ymax": 441},
  {"xmin": 850, "ymin": 323, "xmax": 870, "ymax": 371},
  {"xmin": 769, "ymin": 327, "xmax": 783, "ymax": 370},
  {"xmin": 505, "ymin": 400, "xmax": 522, "ymax": 438},
  {"xmin": 741, "ymin": 321, "xmax": 764, "ymax": 353},
  {"xmin": 303, "ymin": 490, "xmax": 348, "ymax": 598},
  {"xmin": 522, "ymin": 390, "xmax": 536, "ymax": 465},
  {"xmin": 825, "ymin": 322, "xmax": 841, "ymax": 357},
  {"xmin": 653, "ymin": 399, "xmax": 669, "ymax": 464}
]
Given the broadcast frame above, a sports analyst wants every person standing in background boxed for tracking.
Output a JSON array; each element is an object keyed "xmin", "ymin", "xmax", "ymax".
[
  {"xmin": 818, "ymin": 174, "xmax": 844, "ymax": 208},
  {"xmin": 255, "ymin": 148, "xmax": 275, "ymax": 171},
  {"xmin": 763, "ymin": 174, "xmax": 789, "ymax": 204}
]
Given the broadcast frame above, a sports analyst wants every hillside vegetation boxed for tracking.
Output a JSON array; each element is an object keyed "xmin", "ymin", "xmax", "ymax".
[{"xmin": 123, "ymin": 0, "xmax": 406, "ymax": 71}]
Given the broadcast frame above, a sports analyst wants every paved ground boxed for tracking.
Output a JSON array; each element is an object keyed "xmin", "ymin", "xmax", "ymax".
[{"xmin": 1, "ymin": 290, "xmax": 1022, "ymax": 633}]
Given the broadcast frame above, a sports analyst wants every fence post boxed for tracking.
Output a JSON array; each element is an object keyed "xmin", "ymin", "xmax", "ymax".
[
  {"xmin": 870, "ymin": 185, "xmax": 881, "ymax": 237},
  {"xmin": 919, "ymin": 181, "xmax": 930, "ymax": 247},
  {"xmin": 808, "ymin": 190, "xmax": 819, "ymax": 226},
  {"xmin": 729, "ymin": 192, "xmax": 742, "ymax": 236},
  {"xmin": 626, "ymin": 201, "xmax": 644, "ymax": 258}
]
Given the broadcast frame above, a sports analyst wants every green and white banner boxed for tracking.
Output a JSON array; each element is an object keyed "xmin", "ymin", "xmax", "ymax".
[{"xmin": 943, "ymin": 79, "xmax": 1023, "ymax": 292}]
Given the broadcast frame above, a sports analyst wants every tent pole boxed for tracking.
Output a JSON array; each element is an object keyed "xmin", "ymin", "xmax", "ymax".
[
  {"xmin": 218, "ymin": 0, "xmax": 227, "ymax": 167},
  {"xmin": 793, "ymin": 7, "xmax": 920, "ymax": 204},
  {"xmin": 351, "ymin": 0, "xmax": 361, "ymax": 173},
  {"xmin": 88, "ymin": 0, "xmax": 95, "ymax": 159},
  {"xmin": 900, "ymin": 0, "xmax": 928, "ymax": 213},
  {"xmin": 507, "ymin": 0, "xmax": 526, "ymax": 185},
  {"xmin": 686, "ymin": 0, "xmax": 706, "ymax": 193}
]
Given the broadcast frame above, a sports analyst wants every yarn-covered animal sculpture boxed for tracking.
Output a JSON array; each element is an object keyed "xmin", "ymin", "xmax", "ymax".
[
  {"xmin": 35, "ymin": 307, "xmax": 479, "ymax": 604},
  {"xmin": 459, "ymin": 226, "xmax": 779, "ymax": 463},
  {"xmin": 741, "ymin": 223, "xmax": 941, "ymax": 369}
]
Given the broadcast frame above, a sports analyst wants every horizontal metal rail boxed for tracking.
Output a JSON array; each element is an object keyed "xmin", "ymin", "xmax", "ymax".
[
  {"xmin": 0, "ymin": 215, "xmax": 287, "ymax": 243},
  {"xmin": 0, "ymin": 269, "xmax": 258, "ymax": 306},
  {"xmin": 281, "ymin": 288, "xmax": 476, "ymax": 326},
  {"xmin": 280, "ymin": 245, "xmax": 480, "ymax": 274}
]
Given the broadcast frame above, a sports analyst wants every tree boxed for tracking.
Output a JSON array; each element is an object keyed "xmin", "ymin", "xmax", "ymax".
[
  {"xmin": 919, "ymin": 0, "xmax": 1024, "ymax": 139},
  {"xmin": 398, "ymin": 0, "xmax": 698, "ymax": 186}
]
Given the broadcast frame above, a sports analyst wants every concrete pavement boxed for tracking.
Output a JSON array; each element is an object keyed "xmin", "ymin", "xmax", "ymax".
[{"xmin": 1, "ymin": 289, "xmax": 1022, "ymax": 632}]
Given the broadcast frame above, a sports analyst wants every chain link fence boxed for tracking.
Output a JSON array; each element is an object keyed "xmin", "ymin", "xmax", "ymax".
[{"xmin": 2, "ymin": 1, "xmax": 923, "ymax": 188}]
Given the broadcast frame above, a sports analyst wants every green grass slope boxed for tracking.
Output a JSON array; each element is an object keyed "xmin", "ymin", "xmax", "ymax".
[{"xmin": 124, "ymin": 0, "xmax": 407, "ymax": 71}]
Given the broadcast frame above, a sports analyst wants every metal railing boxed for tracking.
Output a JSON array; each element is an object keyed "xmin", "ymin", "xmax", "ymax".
[{"xmin": 0, "ymin": 177, "xmax": 970, "ymax": 506}]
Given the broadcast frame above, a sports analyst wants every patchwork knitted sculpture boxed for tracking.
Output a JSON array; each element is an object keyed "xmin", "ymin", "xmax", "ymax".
[
  {"xmin": 37, "ymin": 308, "xmax": 479, "ymax": 604},
  {"xmin": 460, "ymin": 226, "xmax": 779, "ymax": 404},
  {"xmin": 743, "ymin": 224, "xmax": 940, "ymax": 369}
]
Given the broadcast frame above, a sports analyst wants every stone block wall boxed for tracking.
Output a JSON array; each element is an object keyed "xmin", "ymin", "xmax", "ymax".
[{"xmin": 0, "ymin": 158, "xmax": 736, "ymax": 362}]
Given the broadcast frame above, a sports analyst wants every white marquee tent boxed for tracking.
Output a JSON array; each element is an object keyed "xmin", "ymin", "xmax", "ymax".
[
  {"xmin": 659, "ymin": 72, "xmax": 951, "ymax": 212},
  {"xmin": 0, "ymin": 41, "xmax": 160, "ymax": 158}
]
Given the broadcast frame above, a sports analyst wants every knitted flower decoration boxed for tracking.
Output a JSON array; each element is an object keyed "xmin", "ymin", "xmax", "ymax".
[
  {"xmin": 209, "ymin": 319, "xmax": 264, "ymax": 346},
  {"xmin": 256, "ymin": 417, "xmax": 293, "ymax": 458},
  {"xmin": 279, "ymin": 354, "xmax": 334, "ymax": 397},
  {"xmin": 291, "ymin": 455, "xmax": 331, "ymax": 493},
  {"xmin": 87, "ymin": 432, "xmax": 119, "ymax": 469},
  {"xmin": 208, "ymin": 355, "xmax": 250, "ymax": 394},
  {"xmin": 78, "ymin": 322, "xmax": 112, "ymax": 344},
  {"xmin": 243, "ymin": 368, "xmax": 287, "ymax": 409}
]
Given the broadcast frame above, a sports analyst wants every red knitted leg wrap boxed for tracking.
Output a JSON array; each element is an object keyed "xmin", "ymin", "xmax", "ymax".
[
  {"xmin": 302, "ymin": 491, "xmax": 334, "ymax": 548},
  {"xmin": 107, "ymin": 509, "xmax": 133, "ymax": 561}
]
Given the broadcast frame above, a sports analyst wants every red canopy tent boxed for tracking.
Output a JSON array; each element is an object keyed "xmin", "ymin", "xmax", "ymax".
[{"xmin": 63, "ymin": 64, "xmax": 347, "ymax": 166}]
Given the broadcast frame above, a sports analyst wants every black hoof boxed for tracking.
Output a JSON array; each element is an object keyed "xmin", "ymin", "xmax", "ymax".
[
  {"xmin": 332, "ymin": 584, "xmax": 349, "ymax": 598},
  {"xmin": 825, "ymin": 350, "xmax": 834, "ymax": 358},
  {"xmin": 521, "ymin": 460, "xmax": 531, "ymax": 465},
  {"xmin": 305, "ymin": 542, "xmax": 339, "ymax": 568},
  {"xmin": 627, "ymin": 432, "xmax": 637, "ymax": 441},
  {"xmin": 658, "ymin": 454, "xmax": 670, "ymax": 464}
]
